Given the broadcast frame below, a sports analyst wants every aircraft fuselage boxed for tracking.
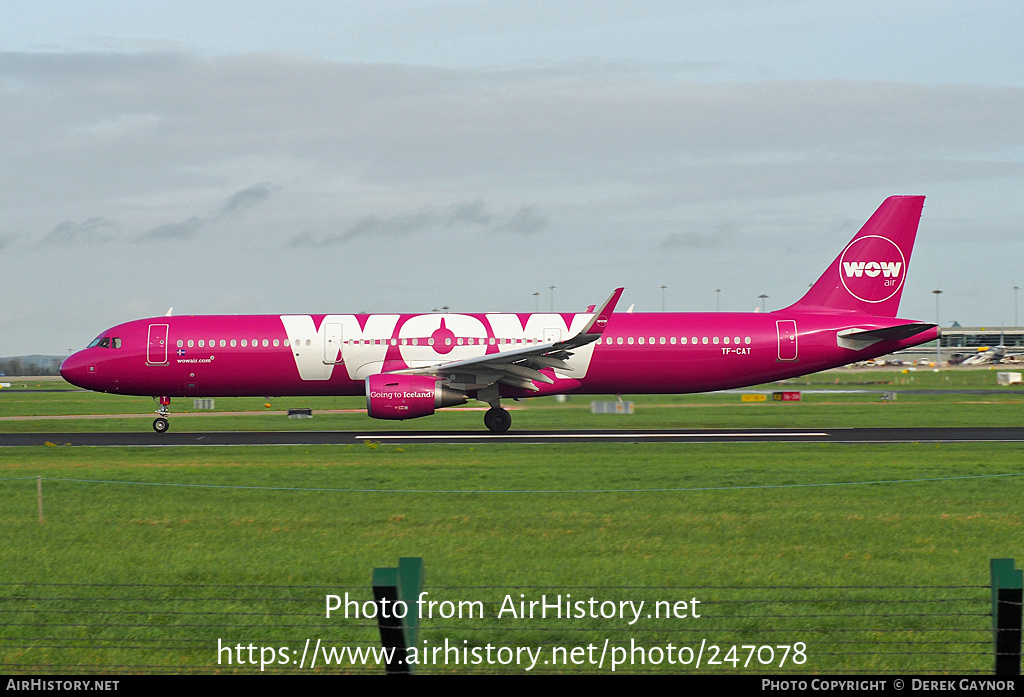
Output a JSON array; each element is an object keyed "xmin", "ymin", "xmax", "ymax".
[{"xmin": 60, "ymin": 310, "xmax": 936, "ymax": 399}]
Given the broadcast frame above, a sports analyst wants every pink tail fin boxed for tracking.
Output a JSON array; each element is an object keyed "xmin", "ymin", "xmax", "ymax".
[{"xmin": 786, "ymin": 196, "xmax": 925, "ymax": 317}]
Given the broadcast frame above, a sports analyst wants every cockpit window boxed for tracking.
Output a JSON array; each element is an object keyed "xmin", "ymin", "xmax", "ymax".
[{"xmin": 87, "ymin": 336, "xmax": 121, "ymax": 349}]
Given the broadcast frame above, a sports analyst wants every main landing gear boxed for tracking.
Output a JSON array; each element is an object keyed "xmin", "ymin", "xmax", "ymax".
[
  {"xmin": 153, "ymin": 396, "xmax": 171, "ymax": 433},
  {"xmin": 483, "ymin": 406, "xmax": 511, "ymax": 434},
  {"xmin": 478, "ymin": 385, "xmax": 511, "ymax": 434}
]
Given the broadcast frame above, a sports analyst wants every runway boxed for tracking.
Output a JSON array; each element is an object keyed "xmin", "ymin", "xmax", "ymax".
[{"xmin": 3, "ymin": 427, "xmax": 1024, "ymax": 447}]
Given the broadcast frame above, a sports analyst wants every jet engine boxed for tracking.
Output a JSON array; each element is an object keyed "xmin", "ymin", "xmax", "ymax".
[{"xmin": 365, "ymin": 374, "xmax": 467, "ymax": 420}]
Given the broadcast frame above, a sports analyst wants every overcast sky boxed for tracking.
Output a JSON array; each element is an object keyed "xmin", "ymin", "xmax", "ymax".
[{"xmin": 2, "ymin": 1, "xmax": 1023, "ymax": 356}]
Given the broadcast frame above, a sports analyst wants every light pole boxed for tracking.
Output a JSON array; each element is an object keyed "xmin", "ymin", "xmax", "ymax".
[
  {"xmin": 660, "ymin": 285, "xmax": 668, "ymax": 312},
  {"xmin": 758, "ymin": 294, "xmax": 768, "ymax": 312},
  {"xmin": 1014, "ymin": 286, "xmax": 1019, "ymax": 327},
  {"xmin": 715, "ymin": 289, "xmax": 721, "ymax": 312},
  {"xmin": 548, "ymin": 285, "xmax": 556, "ymax": 312},
  {"xmin": 532, "ymin": 292, "xmax": 540, "ymax": 312},
  {"xmin": 932, "ymin": 289, "xmax": 942, "ymax": 365}
]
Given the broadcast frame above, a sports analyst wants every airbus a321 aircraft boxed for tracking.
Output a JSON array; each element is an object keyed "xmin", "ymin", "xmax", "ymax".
[{"xmin": 61, "ymin": 196, "xmax": 938, "ymax": 433}]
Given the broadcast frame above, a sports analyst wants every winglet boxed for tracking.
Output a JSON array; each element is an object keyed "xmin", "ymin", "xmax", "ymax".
[{"xmin": 558, "ymin": 287, "xmax": 623, "ymax": 349}]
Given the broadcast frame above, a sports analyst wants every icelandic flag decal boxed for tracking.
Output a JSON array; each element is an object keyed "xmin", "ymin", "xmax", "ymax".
[{"xmin": 177, "ymin": 349, "xmax": 186, "ymax": 356}]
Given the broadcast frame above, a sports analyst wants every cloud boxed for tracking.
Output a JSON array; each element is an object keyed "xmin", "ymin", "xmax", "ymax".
[
  {"xmin": 134, "ymin": 182, "xmax": 278, "ymax": 243},
  {"xmin": 37, "ymin": 217, "xmax": 119, "ymax": 246},
  {"xmin": 2, "ymin": 49, "xmax": 1024, "ymax": 354},
  {"xmin": 493, "ymin": 205, "xmax": 548, "ymax": 236},
  {"xmin": 659, "ymin": 222, "xmax": 734, "ymax": 251},
  {"xmin": 289, "ymin": 199, "xmax": 547, "ymax": 247},
  {"xmin": 216, "ymin": 182, "xmax": 279, "ymax": 220},
  {"xmin": 137, "ymin": 216, "xmax": 206, "ymax": 242},
  {"xmin": 447, "ymin": 199, "xmax": 492, "ymax": 227},
  {"xmin": 3, "ymin": 51, "xmax": 1023, "ymax": 224}
]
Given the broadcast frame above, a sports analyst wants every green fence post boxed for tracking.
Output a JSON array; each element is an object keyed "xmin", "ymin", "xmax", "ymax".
[
  {"xmin": 990, "ymin": 558, "xmax": 1022, "ymax": 675},
  {"xmin": 398, "ymin": 557, "xmax": 424, "ymax": 649},
  {"xmin": 373, "ymin": 557, "xmax": 424, "ymax": 675}
]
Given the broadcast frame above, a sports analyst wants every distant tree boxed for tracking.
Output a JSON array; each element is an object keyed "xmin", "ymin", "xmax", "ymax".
[{"xmin": 0, "ymin": 358, "xmax": 25, "ymax": 376}]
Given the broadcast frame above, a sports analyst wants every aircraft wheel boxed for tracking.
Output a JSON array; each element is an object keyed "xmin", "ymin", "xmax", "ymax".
[
  {"xmin": 484, "ymin": 407, "xmax": 511, "ymax": 433},
  {"xmin": 153, "ymin": 417, "xmax": 169, "ymax": 434}
]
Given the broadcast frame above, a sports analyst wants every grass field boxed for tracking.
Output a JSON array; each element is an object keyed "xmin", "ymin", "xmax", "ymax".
[
  {"xmin": 3, "ymin": 368, "xmax": 1024, "ymax": 432},
  {"xmin": 1, "ymin": 370, "xmax": 1022, "ymax": 674}
]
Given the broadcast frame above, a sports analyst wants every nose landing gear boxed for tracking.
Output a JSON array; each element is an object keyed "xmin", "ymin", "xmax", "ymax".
[{"xmin": 153, "ymin": 396, "xmax": 171, "ymax": 433}]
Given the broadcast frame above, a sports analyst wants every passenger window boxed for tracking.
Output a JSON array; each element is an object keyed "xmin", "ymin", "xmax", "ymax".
[
  {"xmin": 681, "ymin": 337, "xmax": 687, "ymax": 345},
  {"xmin": 177, "ymin": 340, "xmax": 184, "ymax": 348},
  {"xmin": 616, "ymin": 337, "xmax": 623, "ymax": 345},
  {"xmin": 231, "ymin": 339, "xmax": 237, "ymax": 347},
  {"xmin": 273, "ymin": 339, "xmax": 280, "ymax": 347},
  {"xmin": 241, "ymin": 339, "xmax": 247, "ymax": 347},
  {"xmin": 198, "ymin": 340, "xmax": 205, "ymax": 348},
  {"xmin": 188, "ymin": 340, "xmax": 194, "ymax": 348},
  {"xmin": 220, "ymin": 339, "xmax": 226, "ymax": 348},
  {"xmin": 262, "ymin": 339, "xmax": 269, "ymax": 347}
]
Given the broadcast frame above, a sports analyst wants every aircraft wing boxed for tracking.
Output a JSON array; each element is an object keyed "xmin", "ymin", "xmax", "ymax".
[{"xmin": 390, "ymin": 287, "xmax": 623, "ymax": 392}]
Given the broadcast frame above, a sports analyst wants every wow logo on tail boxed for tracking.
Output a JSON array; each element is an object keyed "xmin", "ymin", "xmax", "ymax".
[{"xmin": 839, "ymin": 235, "xmax": 906, "ymax": 304}]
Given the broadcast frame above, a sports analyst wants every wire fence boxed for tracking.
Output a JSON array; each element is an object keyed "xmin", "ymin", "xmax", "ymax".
[{"xmin": 0, "ymin": 581, "xmax": 1004, "ymax": 675}]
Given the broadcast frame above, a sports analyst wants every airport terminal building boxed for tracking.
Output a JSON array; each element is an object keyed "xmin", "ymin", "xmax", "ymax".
[{"xmin": 894, "ymin": 325, "xmax": 1024, "ymax": 364}]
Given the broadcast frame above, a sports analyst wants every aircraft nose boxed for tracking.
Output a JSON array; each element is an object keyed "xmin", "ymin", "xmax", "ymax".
[{"xmin": 60, "ymin": 351, "xmax": 96, "ymax": 389}]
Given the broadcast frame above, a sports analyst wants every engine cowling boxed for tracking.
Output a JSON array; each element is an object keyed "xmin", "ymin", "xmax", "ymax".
[{"xmin": 365, "ymin": 374, "xmax": 467, "ymax": 420}]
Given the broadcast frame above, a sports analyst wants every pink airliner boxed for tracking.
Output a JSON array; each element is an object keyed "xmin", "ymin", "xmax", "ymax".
[{"xmin": 61, "ymin": 196, "xmax": 938, "ymax": 433}]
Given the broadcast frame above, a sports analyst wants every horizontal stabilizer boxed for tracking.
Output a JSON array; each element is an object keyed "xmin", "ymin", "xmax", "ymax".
[{"xmin": 837, "ymin": 322, "xmax": 936, "ymax": 351}]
